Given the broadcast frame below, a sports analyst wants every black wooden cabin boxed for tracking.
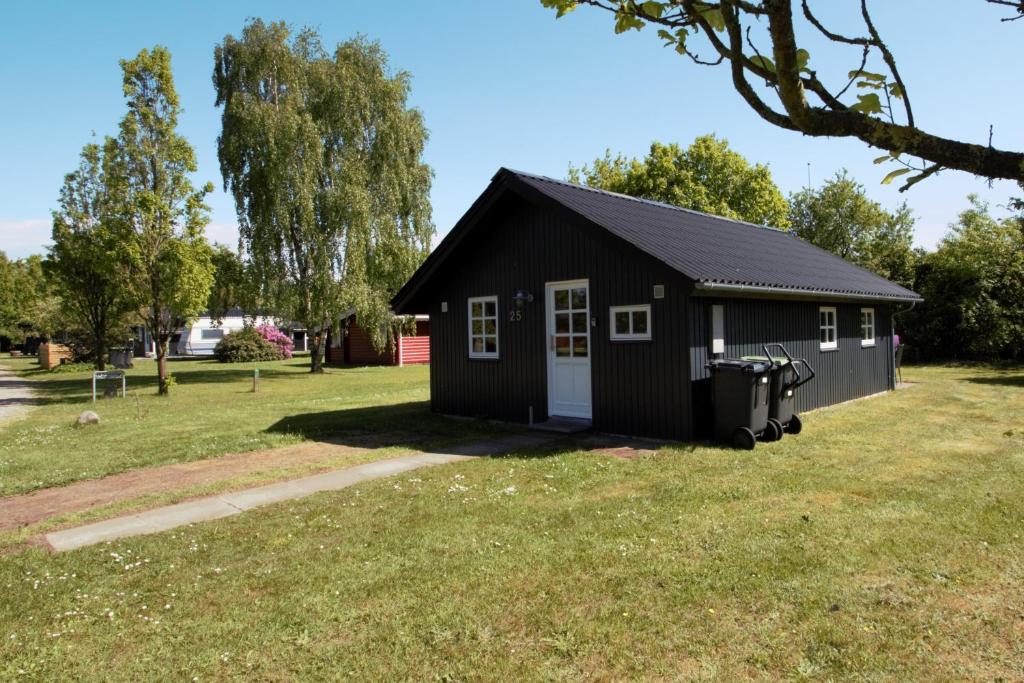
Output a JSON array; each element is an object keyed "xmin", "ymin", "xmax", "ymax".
[{"xmin": 392, "ymin": 168, "xmax": 921, "ymax": 441}]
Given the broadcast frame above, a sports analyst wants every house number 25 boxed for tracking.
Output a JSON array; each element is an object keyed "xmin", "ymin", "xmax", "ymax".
[{"xmin": 508, "ymin": 309, "xmax": 523, "ymax": 322}]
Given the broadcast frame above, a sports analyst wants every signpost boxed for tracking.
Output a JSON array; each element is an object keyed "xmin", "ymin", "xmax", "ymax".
[{"xmin": 92, "ymin": 370, "xmax": 126, "ymax": 402}]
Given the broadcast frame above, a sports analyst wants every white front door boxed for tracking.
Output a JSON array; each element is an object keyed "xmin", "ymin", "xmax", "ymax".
[{"xmin": 546, "ymin": 279, "xmax": 592, "ymax": 419}]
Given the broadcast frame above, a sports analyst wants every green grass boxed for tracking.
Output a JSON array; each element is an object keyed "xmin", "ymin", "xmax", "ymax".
[
  {"xmin": 0, "ymin": 357, "xmax": 498, "ymax": 497},
  {"xmin": 1, "ymin": 364, "xmax": 1022, "ymax": 679}
]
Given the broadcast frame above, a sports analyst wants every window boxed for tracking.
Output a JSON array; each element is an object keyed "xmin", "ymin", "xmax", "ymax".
[
  {"xmin": 468, "ymin": 296, "xmax": 498, "ymax": 358},
  {"xmin": 860, "ymin": 307, "xmax": 876, "ymax": 347},
  {"xmin": 610, "ymin": 304, "xmax": 652, "ymax": 341},
  {"xmin": 819, "ymin": 306, "xmax": 838, "ymax": 350},
  {"xmin": 200, "ymin": 328, "xmax": 224, "ymax": 341},
  {"xmin": 710, "ymin": 304, "xmax": 725, "ymax": 354}
]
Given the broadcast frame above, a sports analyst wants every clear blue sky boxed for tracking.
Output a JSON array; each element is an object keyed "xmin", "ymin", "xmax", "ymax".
[{"xmin": 2, "ymin": 1, "xmax": 1021, "ymax": 259}]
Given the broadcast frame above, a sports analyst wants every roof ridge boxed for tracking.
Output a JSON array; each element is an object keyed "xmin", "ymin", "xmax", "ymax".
[{"xmin": 501, "ymin": 167, "xmax": 791, "ymax": 234}]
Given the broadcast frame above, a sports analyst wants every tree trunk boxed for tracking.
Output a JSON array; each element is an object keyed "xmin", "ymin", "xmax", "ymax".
[
  {"xmin": 94, "ymin": 331, "xmax": 107, "ymax": 372},
  {"xmin": 156, "ymin": 337, "xmax": 170, "ymax": 395},
  {"xmin": 309, "ymin": 328, "xmax": 325, "ymax": 374}
]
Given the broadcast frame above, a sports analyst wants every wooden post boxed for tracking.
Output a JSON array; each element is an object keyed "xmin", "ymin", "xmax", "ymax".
[{"xmin": 253, "ymin": 367, "xmax": 260, "ymax": 393}]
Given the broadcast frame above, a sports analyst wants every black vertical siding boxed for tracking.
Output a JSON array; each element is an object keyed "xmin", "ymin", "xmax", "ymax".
[
  {"xmin": 425, "ymin": 197, "xmax": 692, "ymax": 440},
  {"xmin": 422, "ymin": 193, "xmax": 897, "ymax": 442},
  {"xmin": 687, "ymin": 297, "xmax": 895, "ymax": 435}
]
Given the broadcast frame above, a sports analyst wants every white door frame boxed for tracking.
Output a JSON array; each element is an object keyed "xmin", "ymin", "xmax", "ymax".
[{"xmin": 545, "ymin": 279, "xmax": 593, "ymax": 419}]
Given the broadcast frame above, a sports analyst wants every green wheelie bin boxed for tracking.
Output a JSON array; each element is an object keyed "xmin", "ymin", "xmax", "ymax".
[{"xmin": 705, "ymin": 357, "xmax": 774, "ymax": 450}]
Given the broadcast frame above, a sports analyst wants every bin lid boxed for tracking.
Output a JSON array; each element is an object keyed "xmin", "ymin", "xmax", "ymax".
[
  {"xmin": 706, "ymin": 358, "xmax": 770, "ymax": 373},
  {"xmin": 741, "ymin": 355, "xmax": 789, "ymax": 365}
]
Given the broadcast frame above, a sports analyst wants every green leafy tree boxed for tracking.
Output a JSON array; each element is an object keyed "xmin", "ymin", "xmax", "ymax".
[
  {"xmin": 0, "ymin": 253, "xmax": 56, "ymax": 345},
  {"xmin": 207, "ymin": 245, "xmax": 258, "ymax": 323},
  {"xmin": 788, "ymin": 170, "xmax": 916, "ymax": 286},
  {"xmin": 106, "ymin": 47, "xmax": 215, "ymax": 394},
  {"xmin": 541, "ymin": 1, "xmax": 1024, "ymax": 190},
  {"xmin": 569, "ymin": 136, "xmax": 790, "ymax": 227},
  {"xmin": 213, "ymin": 20, "xmax": 433, "ymax": 373},
  {"xmin": 904, "ymin": 196, "xmax": 1024, "ymax": 360},
  {"xmin": 47, "ymin": 142, "xmax": 137, "ymax": 370}
]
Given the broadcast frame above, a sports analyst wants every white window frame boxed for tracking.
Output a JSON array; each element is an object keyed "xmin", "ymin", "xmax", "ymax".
[
  {"xmin": 819, "ymin": 306, "xmax": 838, "ymax": 351},
  {"xmin": 860, "ymin": 307, "xmax": 876, "ymax": 347},
  {"xmin": 467, "ymin": 295, "xmax": 499, "ymax": 359},
  {"xmin": 609, "ymin": 304, "xmax": 652, "ymax": 341}
]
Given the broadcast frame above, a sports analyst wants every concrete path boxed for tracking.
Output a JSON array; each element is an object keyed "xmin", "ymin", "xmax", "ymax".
[
  {"xmin": 1, "ymin": 433, "xmax": 413, "ymax": 532},
  {"xmin": 0, "ymin": 364, "xmax": 39, "ymax": 424},
  {"xmin": 45, "ymin": 431, "xmax": 558, "ymax": 552}
]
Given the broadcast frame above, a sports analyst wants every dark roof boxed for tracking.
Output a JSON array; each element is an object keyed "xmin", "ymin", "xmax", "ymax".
[{"xmin": 393, "ymin": 168, "xmax": 921, "ymax": 311}]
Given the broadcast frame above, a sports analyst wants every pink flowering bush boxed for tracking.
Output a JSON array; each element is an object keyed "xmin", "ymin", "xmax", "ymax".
[{"xmin": 257, "ymin": 324, "xmax": 295, "ymax": 359}]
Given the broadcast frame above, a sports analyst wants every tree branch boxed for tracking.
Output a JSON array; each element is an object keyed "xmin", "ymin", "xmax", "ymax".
[
  {"xmin": 987, "ymin": 0, "xmax": 1024, "ymax": 21},
  {"xmin": 552, "ymin": 0, "xmax": 1024, "ymax": 184},
  {"xmin": 859, "ymin": 0, "xmax": 914, "ymax": 127}
]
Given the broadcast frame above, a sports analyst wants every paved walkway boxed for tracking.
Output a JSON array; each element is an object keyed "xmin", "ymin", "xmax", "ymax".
[
  {"xmin": 0, "ymin": 364, "xmax": 39, "ymax": 424},
  {"xmin": 0, "ymin": 434, "xmax": 418, "ymax": 532},
  {"xmin": 44, "ymin": 432, "xmax": 558, "ymax": 552}
]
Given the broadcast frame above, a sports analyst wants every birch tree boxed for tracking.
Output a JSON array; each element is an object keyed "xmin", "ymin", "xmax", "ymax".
[{"xmin": 213, "ymin": 20, "xmax": 433, "ymax": 372}]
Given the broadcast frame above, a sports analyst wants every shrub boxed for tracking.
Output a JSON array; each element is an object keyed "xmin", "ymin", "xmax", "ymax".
[
  {"xmin": 214, "ymin": 327, "xmax": 283, "ymax": 363},
  {"xmin": 256, "ymin": 324, "xmax": 294, "ymax": 359}
]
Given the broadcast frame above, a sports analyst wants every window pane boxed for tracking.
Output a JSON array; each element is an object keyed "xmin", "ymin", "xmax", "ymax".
[
  {"xmin": 614, "ymin": 311, "xmax": 630, "ymax": 335},
  {"xmin": 820, "ymin": 311, "xmax": 827, "ymax": 326},
  {"xmin": 484, "ymin": 300, "xmax": 496, "ymax": 317},
  {"xmin": 472, "ymin": 337, "xmax": 483, "ymax": 353},
  {"xmin": 554, "ymin": 289, "xmax": 569, "ymax": 311},
  {"xmin": 472, "ymin": 301, "xmax": 483, "ymax": 318},
  {"xmin": 555, "ymin": 336, "xmax": 570, "ymax": 357},
  {"xmin": 828, "ymin": 328, "xmax": 835, "ymax": 343},
  {"xmin": 633, "ymin": 310, "xmax": 648, "ymax": 335},
  {"xmin": 571, "ymin": 288, "xmax": 587, "ymax": 310},
  {"xmin": 573, "ymin": 335, "xmax": 588, "ymax": 357},
  {"xmin": 484, "ymin": 319, "xmax": 496, "ymax": 335},
  {"xmin": 821, "ymin": 328, "xmax": 828, "ymax": 343},
  {"xmin": 555, "ymin": 313, "xmax": 570, "ymax": 333},
  {"xmin": 484, "ymin": 337, "xmax": 497, "ymax": 353},
  {"xmin": 572, "ymin": 312, "xmax": 587, "ymax": 333},
  {"xmin": 472, "ymin": 320, "xmax": 483, "ymax": 335}
]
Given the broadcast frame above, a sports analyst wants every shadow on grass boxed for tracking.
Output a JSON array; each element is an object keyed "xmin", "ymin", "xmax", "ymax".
[
  {"xmin": 962, "ymin": 374, "xmax": 1024, "ymax": 388},
  {"xmin": 13, "ymin": 363, "xmax": 321, "ymax": 406},
  {"xmin": 265, "ymin": 402, "xmax": 544, "ymax": 455},
  {"xmin": 267, "ymin": 401, "xmax": 474, "ymax": 447}
]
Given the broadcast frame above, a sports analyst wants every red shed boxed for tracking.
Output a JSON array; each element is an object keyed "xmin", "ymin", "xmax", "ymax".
[{"xmin": 326, "ymin": 313, "xmax": 430, "ymax": 366}]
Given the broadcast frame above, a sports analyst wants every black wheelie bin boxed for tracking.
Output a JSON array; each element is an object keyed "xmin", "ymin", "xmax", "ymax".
[
  {"xmin": 742, "ymin": 343, "xmax": 816, "ymax": 437},
  {"xmin": 705, "ymin": 357, "xmax": 774, "ymax": 450}
]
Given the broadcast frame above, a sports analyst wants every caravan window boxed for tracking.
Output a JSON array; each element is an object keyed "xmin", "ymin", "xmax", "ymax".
[{"xmin": 201, "ymin": 328, "xmax": 225, "ymax": 341}]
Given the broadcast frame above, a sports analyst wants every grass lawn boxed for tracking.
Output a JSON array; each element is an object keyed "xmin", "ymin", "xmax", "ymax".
[
  {"xmin": 0, "ymin": 364, "xmax": 1022, "ymax": 679},
  {"xmin": 0, "ymin": 357, "xmax": 500, "ymax": 498}
]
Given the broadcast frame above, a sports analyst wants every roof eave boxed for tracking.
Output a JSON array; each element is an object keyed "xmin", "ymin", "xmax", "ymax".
[{"xmin": 693, "ymin": 281, "xmax": 923, "ymax": 304}]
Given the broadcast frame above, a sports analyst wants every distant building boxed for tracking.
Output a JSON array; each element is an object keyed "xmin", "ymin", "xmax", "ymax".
[{"xmin": 326, "ymin": 311, "xmax": 429, "ymax": 366}]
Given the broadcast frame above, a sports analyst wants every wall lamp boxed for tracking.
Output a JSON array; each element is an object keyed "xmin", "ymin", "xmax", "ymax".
[{"xmin": 512, "ymin": 290, "xmax": 534, "ymax": 309}]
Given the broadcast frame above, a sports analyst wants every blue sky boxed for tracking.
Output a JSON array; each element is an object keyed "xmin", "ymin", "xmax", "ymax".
[{"xmin": 2, "ymin": 1, "xmax": 1021, "ymax": 259}]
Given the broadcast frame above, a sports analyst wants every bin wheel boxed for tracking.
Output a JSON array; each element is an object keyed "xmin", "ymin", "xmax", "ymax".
[
  {"xmin": 766, "ymin": 418, "xmax": 784, "ymax": 442},
  {"xmin": 732, "ymin": 427, "xmax": 756, "ymax": 451},
  {"xmin": 787, "ymin": 414, "xmax": 803, "ymax": 435}
]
